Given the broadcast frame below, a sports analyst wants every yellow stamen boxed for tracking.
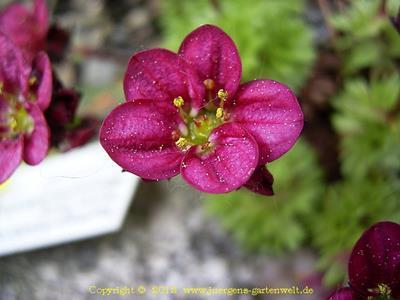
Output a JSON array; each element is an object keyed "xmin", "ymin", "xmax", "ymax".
[
  {"xmin": 173, "ymin": 96, "xmax": 184, "ymax": 108},
  {"xmin": 217, "ymin": 89, "xmax": 228, "ymax": 101},
  {"xmin": 28, "ymin": 76, "xmax": 37, "ymax": 86},
  {"xmin": 9, "ymin": 117, "xmax": 17, "ymax": 131},
  {"xmin": 377, "ymin": 283, "xmax": 391, "ymax": 296},
  {"xmin": 216, "ymin": 107, "xmax": 224, "ymax": 119},
  {"xmin": 0, "ymin": 82, "xmax": 3, "ymax": 94},
  {"xmin": 175, "ymin": 137, "xmax": 188, "ymax": 149}
]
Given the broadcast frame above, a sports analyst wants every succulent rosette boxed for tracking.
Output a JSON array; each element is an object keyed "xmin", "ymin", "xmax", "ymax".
[
  {"xmin": 0, "ymin": 0, "xmax": 48, "ymax": 63},
  {"xmin": 328, "ymin": 221, "xmax": 400, "ymax": 300},
  {"xmin": 100, "ymin": 24, "xmax": 303, "ymax": 194},
  {"xmin": 0, "ymin": 33, "xmax": 52, "ymax": 183}
]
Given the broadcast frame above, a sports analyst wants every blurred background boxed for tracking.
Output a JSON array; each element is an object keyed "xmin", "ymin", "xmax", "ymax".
[{"xmin": 0, "ymin": 0, "xmax": 400, "ymax": 299}]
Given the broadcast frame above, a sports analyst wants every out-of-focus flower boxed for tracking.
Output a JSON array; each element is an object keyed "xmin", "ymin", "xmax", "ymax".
[
  {"xmin": 0, "ymin": 33, "xmax": 52, "ymax": 183},
  {"xmin": 328, "ymin": 221, "xmax": 400, "ymax": 300},
  {"xmin": 100, "ymin": 24, "xmax": 303, "ymax": 194},
  {"xmin": 0, "ymin": 0, "xmax": 48, "ymax": 62},
  {"xmin": 60, "ymin": 117, "xmax": 100, "ymax": 152},
  {"xmin": 45, "ymin": 75, "xmax": 98, "ymax": 152},
  {"xmin": 46, "ymin": 24, "xmax": 70, "ymax": 62},
  {"xmin": 390, "ymin": 6, "xmax": 400, "ymax": 34}
]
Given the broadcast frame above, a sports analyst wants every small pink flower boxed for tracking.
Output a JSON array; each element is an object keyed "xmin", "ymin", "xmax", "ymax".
[
  {"xmin": 0, "ymin": 0, "xmax": 48, "ymax": 62},
  {"xmin": 100, "ymin": 25, "xmax": 303, "ymax": 194},
  {"xmin": 0, "ymin": 33, "xmax": 52, "ymax": 183},
  {"xmin": 328, "ymin": 221, "xmax": 400, "ymax": 300}
]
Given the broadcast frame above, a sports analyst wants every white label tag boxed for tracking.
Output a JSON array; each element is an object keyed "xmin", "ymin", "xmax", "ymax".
[{"xmin": 0, "ymin": 142, "xmax": 138, "ymax": 257}]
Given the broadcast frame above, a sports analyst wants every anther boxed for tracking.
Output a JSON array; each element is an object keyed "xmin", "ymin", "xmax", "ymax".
[
  {"xmin": 9, "ymin": 117, "xmax": 17, "ymax": 131},
  {"xmin": 0, "ymin": 82, "xmax": 3, "ymax": 94},
  {"xmin": 175, "ymin": 137, "xmax": 189, "ymax": 150},
  {"xmin": 204, "ymin": 79, "xmax": 215, "ymax": 101},
  {"xmin": 173, "ymin": 96, "xmax": 184, "ymax": 108},
  {"xmin": 203, "ymin": 79, "xmax": 215, "ymax": 91},
  {"xmin": 217, "ymin": 89, "xmax": 228, "ymax": 101},
  {"xmin": 173, "ymin": 96, "xmax": 189, "ymax": 121},
  {"xmin": 28, "ymin": 76, "xmax": 37, "ymax": 86},
  {"xmin": 216, "ymin": 107, "xmax": 224, "ymax": 119},
  {"xmin": 377, "ymin": 283, "xmax": 391, "ymax": 296}
]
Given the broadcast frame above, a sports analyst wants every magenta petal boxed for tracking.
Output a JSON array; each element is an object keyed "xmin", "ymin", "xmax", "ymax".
[
  {"xmin": 178, "ymin": 24, "xmax": 242, "ymax": 100},
  {"xmin": 181, "ymin": 123, "xmax": 258, "ymax": 193},
  {"xmin": 244, "ymin": 165, "xmax": 274, "ymax": 196},
  {"xmin": 231, "ymin": 80, "xmax": 303, "ymax": 163},
  {"xmin": 123, "ymin": 49, "xmax": 204, "ymax": 111},
  {"xmin": 0, "ymin": 32, "xmax": 30, "ymax": 93},
  {"xmin": 100, "ymin": 100, "xmax": 184, "ymax": 180},
  {"xmin": 0, "ymin": 137, "xmax": 23, "ymax": 183},
  {"xmin": 31, "ymin": 52, "xmax": 52, "ymax": 110},
  {"xmin": 327, "ymin": 287, "xmax": 358, "ymax": 300},
  {"xmin": 34, "ymin": 0, "xmax": 49, "ymax": 36},
  {"xmin": 0, "ymin": 1, "xmax": 46, "ymax": 62},
  {"xmin": 348, "ymin": 221, "xmax": 400, "ymax": 298},
  {"xmin": 23, "ymin": 104, "xmax": 49, "ymax": 165}
]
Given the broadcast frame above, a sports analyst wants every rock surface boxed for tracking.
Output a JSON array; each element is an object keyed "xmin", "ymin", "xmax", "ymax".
[{"xmin": 0, "ymin": 180, "xmax": 323, "ymax": 300}]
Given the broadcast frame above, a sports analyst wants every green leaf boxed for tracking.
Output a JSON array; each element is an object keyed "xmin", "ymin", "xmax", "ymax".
[
  {"xmin": 204, "ymin": 139, "xmax": 324, "ymax": 254},
  {"xmin": 160, "ymin": 0, "xmax": 315, "ymax": 92}
]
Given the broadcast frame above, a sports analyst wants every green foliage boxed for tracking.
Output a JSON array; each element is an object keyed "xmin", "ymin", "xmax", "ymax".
[
  {"xmin": 330, "ymin": 0, "xmax": 400, "ymax": 76},
  {"xmin": 160, "ymin": 0, "xmax": 315, "ymax": 92},
  {"xmin": 313, "ymin": 1, "xmax": 400, "ymax": 286},
  {"xmin": 332, "ymin": 74, "xmax": 400, "ymax": 179},
  {"xmin": 204, "ymin": 140, "xmax": 324, "ymax": 254},
  {"xmin": 313, "ymin": 179, "xmax": 400, "ymax": 286}
]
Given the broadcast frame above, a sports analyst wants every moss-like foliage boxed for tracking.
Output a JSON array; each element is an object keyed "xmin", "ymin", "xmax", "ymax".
[
  {"xmin": 332, "ymin": 74, "xmax": 400, "ymax": 178},
  {"xmin": 160, "ymin": 0, "xmax": 315, "ymax": 92},
  {"xmin": 314, "ymin": 178, "xmax": 400, "ymax": 286},
  {"xmin": 310, "ymin": 0, "xmax": 400, "ymax": 286},
  {"xmin": 330, "ymin": 0, "xmax": 400, "ymax": 76},
  {"xmin": 204, "ymin": 140, "xmax": 324, "ymax": 254},
  {"xmin": 313, "ymin": 73, "xmax": 400, "ymax": 285}
]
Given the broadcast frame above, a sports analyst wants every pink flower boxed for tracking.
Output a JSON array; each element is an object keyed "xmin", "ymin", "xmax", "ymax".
[
  {"xmin": 100, "ymin": 25, "xmax": 303, "ymax": 194},
  {"xmin": 0, "ymin": 0, "xmax": 48, "ymax": 63},
  {"xmin": 328, "ymin": 221, "xmax": 400, "ymax": 300},
  {"xmin": 0, "ymin": 33, "xmax": 52, "ymax": 183}
]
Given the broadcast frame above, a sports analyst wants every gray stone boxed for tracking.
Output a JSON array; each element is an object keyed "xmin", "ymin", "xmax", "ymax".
[{"xmin": 0, "ymin": 179, "xmax": 323, "ymax": 300}]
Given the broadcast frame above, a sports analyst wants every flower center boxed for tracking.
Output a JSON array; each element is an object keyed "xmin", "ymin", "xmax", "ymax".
[
  {"xmin": 368, "ymin": 283, "xmax": 393, "ymax": 300},
  {"xmin": 0, "ymin": 82, "xmax": 34, "ymax": 140},
  {"xmin": 172, "ymin": 79, "xmax": 229, "ymax": 151}
]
